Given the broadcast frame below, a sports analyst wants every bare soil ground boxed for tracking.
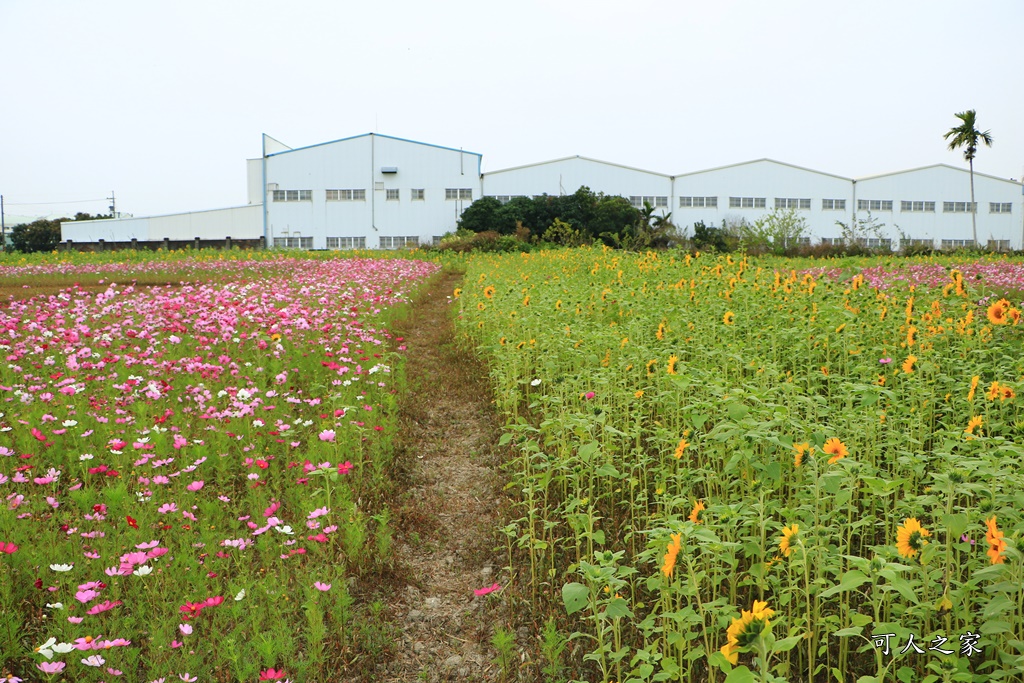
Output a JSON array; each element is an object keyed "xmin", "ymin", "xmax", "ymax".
[{"xmin": 382, "ymin": 270, "xmax": 514, "ymax": 682}]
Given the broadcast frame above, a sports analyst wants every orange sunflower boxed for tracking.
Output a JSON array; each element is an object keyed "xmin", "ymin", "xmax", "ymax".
[
  {"xmin": 661, "ymin": 533, "xmax": 682, "ymax": 577},
  {"xmin": 823, "ymin": 437, "xmax": 848, "ymax": 464},
  {"xmin": 985, "ymin": 516, "xmax": 1007, "ymax": 565},
  {"xmin": 483, "ymin": 285, "xmax": 496, "ymax": 299}
]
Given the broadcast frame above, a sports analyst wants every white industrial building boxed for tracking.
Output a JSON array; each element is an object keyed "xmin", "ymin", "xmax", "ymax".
[{"xmin": 62, "ymin": 132, "xmax": 1024, "ymax": 250}]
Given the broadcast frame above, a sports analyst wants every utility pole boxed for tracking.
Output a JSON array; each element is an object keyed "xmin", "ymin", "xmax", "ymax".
[
  {"xmin": 1, "ymin": 194, "xmax": 5, "ymax": 251},
  {"xmin": 108, "ymin": 191, "xmax": 116, "ymax": 218}
]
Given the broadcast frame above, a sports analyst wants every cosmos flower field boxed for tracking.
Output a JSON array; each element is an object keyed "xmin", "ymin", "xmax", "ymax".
[
  {"xmin": 0, "ymin": 253, "xmax": 438, "ymax": 682},
  {"xmin": 454, "ymin": 249, "xmax": 1024, "ymax": 683}
]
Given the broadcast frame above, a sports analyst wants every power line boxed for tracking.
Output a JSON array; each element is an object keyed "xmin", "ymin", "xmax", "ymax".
[{"xmin": 4, "ymin": 198, "xmax": 108, "ymax": 206}]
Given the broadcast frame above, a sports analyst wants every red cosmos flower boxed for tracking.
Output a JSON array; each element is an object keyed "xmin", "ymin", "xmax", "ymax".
[
  {"xmin": 1, "ymin": 541, "xmax": 18, "ymax": 554},
  {"xmin": 32, "ymin": 428, "xmax": 48, "ymax": 442},
  {"xmin": 260, "ymin": 669, "xmax": 287, "ymax": 681},
  {"xmin": 125, "ymin": 516, "xmax": 139, "ymax": 529}
]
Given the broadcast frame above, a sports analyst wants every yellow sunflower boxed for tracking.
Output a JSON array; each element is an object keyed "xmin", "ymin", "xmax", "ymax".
[
  {"xmin": 723, "ymin": 311, "xmax": 736, "ymax": 325},
  {"xmin": 483, "ymin": 285, "xmax": 496, "ymax": 299},
  {"xmin": 688, "ymin": 500, "xmax": 706, "ymax": 524},
  {"xmin": 667, "ymin": 355, "xmax": 679, "ymax": 375},
  {"xmin": 896, "ymin": 517, "xmax": 931, "ymax": 558},
  {"xmin": 965, "ymin": 416, "xmax": 983, "ymax": 435},
  {"xmin": 779, "ymin": 524, "xmax": 799, "ymax": 557},
  {"xmin": 987, "ymin": 298, "xmax": 1010, "ymax": 325},
  {"xmin": 793, "ymin": 442, "xmax": 810, "ymax": 468},
  {"xmin": 902, "ymin": 354, "xmax": 917, "ymax": 374}
]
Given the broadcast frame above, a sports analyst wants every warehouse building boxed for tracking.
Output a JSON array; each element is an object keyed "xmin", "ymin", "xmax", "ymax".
[{"xmin": 62, "ymin": 132, "xmax": 1024, "ymax": 250}]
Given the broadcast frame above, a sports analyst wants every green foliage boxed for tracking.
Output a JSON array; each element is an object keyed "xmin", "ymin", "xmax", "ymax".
[
  {"xmin": 9, "ymin": 218, "xmax": 63, "ymax": 253},
  {"xmin": 542, "ymin": 218, "xmax": 588, "ymax": 247},
  {"xmin": 742, "ymin": 208, "xmax": 809, "ymax": 255},
  {"xmin": 458, "ymin": 186, "xmax": 644, "ymax": 247},
  {"xmin": 692, "ymin": 220, "xmax": 732, "ymax": 252},
  {"xmin": 490, "ymin": 625, "xmax": 517, "ymax": 681}
]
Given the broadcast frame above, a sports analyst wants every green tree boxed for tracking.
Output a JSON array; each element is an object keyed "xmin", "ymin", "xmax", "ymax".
[
  {"xmin": 9, "ymin": 219, "xmax": 64, "ymax": 253},
  {"xmin": 943, "ymin": 109, "xmax": 992, "ymax": 247},
  {"xmin": 456, "ymin": 196, "xmax": 507, "ymax": 234},
  {"xmin": 742, "ymin": 208, "xmax": 808, "ymax": 254}
]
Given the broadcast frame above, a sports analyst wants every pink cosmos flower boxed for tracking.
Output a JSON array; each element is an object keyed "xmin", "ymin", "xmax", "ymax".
[
  {"xmin": 1, "ymin": 541, "xmax": 18, "ymax": 554},
  {"xmin": 318, "ymin": 429, "xmax": 336, "ymax": 442},
  {"xmin": 170, "ymin": 640, "xmax": 183, "ymax": 649},
  {"xmin": 260, "ymin": 668, "xmax": 287, "ymax": 681},
  {"xmin": 86, "ymin": 599, "xmax": 123, "ymax": 615},
  {"xmin": 337, "ymin": 461, "xmax": 353, "ymax": 475},
  {"xmin": 584, "ymin": 391, "xmax": 596, "ymax": 400},
  {"xmin": 68, "ymin": 616, "xmax": 84, "ymax": 624},
  {"xmin": 106, "ymin": 667, "xmax": 124, "ymax": 676},
  {"xmin": 81, "ymin": 653, "xmax": 106, "ymax": 666},
  {"xmin": 474, "ymin": 582, "xmax": 501, "ymax": 597},
  {"xmin": 179, "ymin": 623, "xmax": 193, "ymax": 635},
  {"xmin": 264, "ymin": 501, "xmax": 281, "ymax": 517},
  {"xmin": 75, "ymin": 589, "xmax": 99, "ymax": 603},
  {"xmin": 186, "ymin": 480, "xmax": 204, "ymax": 492},
  {"xmin": 313, "ymin": 582, "xmax": 331, "ymax": 591},
  {"xmin": 38, "ymin": 661, "xmax": 67, "ymax": 673}
]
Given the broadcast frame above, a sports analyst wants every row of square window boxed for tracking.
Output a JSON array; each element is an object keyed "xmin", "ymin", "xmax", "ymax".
[
  {"xmin": 274, "ymin": 236, "xmax": 444, "ymax": 250},
  {"xmin": 272, "ymin": 189, "xmax": 471, "ymax": 202},
  {"xmin": 677, "ymin": 197, "xmax": 1013, "ymax": 213},
  {"xmin": 818, "ymin": 238, "xmax": 1011, "ymax": 250}
]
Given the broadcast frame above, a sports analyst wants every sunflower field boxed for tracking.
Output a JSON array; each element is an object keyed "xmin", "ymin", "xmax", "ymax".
[{"xmin": 454, "ymin": 248, "xmax": 1024, "ymax": 683}]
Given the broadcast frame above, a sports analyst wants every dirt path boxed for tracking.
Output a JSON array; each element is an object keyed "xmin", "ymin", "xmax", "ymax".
[{"xmin": 383, "ymin": 270, "xmax": 511, "ymax": 682}]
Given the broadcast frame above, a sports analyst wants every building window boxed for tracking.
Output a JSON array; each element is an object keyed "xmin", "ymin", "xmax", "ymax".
[
  {"xmin": 857, "ymin": 199, "xmax": 893, "ymax": 211},
  {"xmin": 379, "ymin": 236, "xmax": 420, "ymax": 250},
  {"xmin": 940, "ymin": 239, "xmax": 976, "ymax": 249},
  {"xmin": 796, "ymin": 237, "xmax": 811, "ymax": 246},
  {"xmin": 326, "ymin": 236, "xmax": 366, "ymax": 250},
  {"xmin": 990, "ymin": 202, "xmax": 1012, "ymax": 214},
  {"xmin": 988, "ymin": 239, "xmax": 1011, "ymax": 251},
  {"xmin": 729, "ymin": 197, "xmax": 766, "ymax": 209},
  {"xmin": 432, "ymin": 236, "xmax": 442, "ymax": 246},
  {"xmin": 900, "ymin": 238, "xmax": 934, "ymax": 250},
  {"xmin": 386, "ymin": 189, "xmax": 399, "ymax": 201},
  {"xmin": 820, "ymin": 237, "xmax": 840, "ymax": 245},
  {"xmin": 272, "ymin": 190, "xmax": 312, "ymax": 202},
  {"xmin": 679, "ymin": 196, "xmax": 717, "ymax": 208},
  {"xmin": 774, "ymin": 198, "xmax": 811, "ymax": 210},
  {"xmin": 822, "ymin": 199, "xmax": 847, "ymax": 210},
  {"xmin": 445, "ymin": 188, "xmax": 473, "ymax": 201},
  {"xmin": 629, "ymin": 196, "xmax": 669, "ymax": 208},
  {"xmin": 411, "ymin": 189, "xmax": 425, "ymax": 201},
  {"xmin": 855, "ymin": 238, "xmax": 893, "ymax": 249},
  {"xmin": 273, "ymin": 236, "xmax": 313, "ymax": 249},
  {"xmin": 900, "ymin": 201, "xmax": 935, "ymax": 212},
  {"xmin": 942, "ymin": 202, "xmax": 976, "ymax": 213},
  {"xmin": 326, "ymin": 189, "xmax": 366, "ymax": 201}
]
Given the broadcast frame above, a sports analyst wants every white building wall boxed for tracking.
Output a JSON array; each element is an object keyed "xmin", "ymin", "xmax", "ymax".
[
  {"xmin": 672, "ymin": 160, "xmax": 854, "ymax": 240},
  {"xmin": 264, "ymin": 134, "xmax": 482, "ymax": 249},
  {"xmin": 482, "ymin": 157, "xmax": 672, "ymax": 214},
  {"xmin": 246, "ymin": 159, "xmax": 263, "ymax": 205},
  {"xmin": 855, "ymin": 166, "xmax": 1023, "ymax": 250},
  {"xmin": 61, "ymin": 205, "xmax": 262, "ymax": 243}
]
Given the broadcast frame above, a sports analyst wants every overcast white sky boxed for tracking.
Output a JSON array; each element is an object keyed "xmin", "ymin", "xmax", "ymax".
[{"xmin": 2, "ymin": 0, "xmax": 1021, "ymax": 220}]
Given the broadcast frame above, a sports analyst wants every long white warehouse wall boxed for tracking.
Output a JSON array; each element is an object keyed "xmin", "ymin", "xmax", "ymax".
[{"xmin": 62, "ymin": 205, "xmax": 262, "ymax": 242}]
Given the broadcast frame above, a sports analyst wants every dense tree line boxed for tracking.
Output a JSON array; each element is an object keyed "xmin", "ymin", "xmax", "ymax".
[
  {"xmin": 5, "ymin": 213, "xmax": 111, "ymax": 253},
  {"xmin": 456, "ymin": 186, "xmax": 676, "ymax": 248}
]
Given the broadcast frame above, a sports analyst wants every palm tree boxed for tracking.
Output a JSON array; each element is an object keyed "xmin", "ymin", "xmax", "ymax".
[{"xmin": 943, "ymin": 110, "xmax": 993, "ymax": 247}]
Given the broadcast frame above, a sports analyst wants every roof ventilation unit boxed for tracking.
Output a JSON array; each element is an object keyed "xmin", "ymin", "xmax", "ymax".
[{"xmin": 380, "ymin": 166, "xmax": 398, "ymax": 174}]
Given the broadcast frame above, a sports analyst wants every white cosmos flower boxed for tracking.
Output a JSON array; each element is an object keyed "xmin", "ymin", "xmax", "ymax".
[
  {"xmin": 133, "ymin": 565, "xmax": 153, "ymax": 576},
  {"xmin": 36, "ymin": 636, "xmax": 57, "ymax": 659},
  {"xmin": 531, "ymin": 378, "xmax": 542, "ymax": 386},
  {"xmin": 50, "ymin": 564, "xmax": 74, "ymax": 572},
  {"xmin": 235, "ymin": 589, "xmax": 246, "ymax": 601},
  {"xmin": 45, "ymin": 602, "xmax": 65, "ymax": 610},
  {"xmin": 274, "ymin": 525, "xmax": 294, "ymax": 535},
  {"xmin": 81, "ymin": 654, "xmax": 105, "ymax": 666},
  {"xmin": 79, "ymin": 453, "xmax": 94, "ymax": 461},
  {"xmin": 62, "ymin": 420, "xmax": 78, "ymax": 427},
  {"xmin": 52, "ymin": 642, "xmax": 75, "ymax": 654}
]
